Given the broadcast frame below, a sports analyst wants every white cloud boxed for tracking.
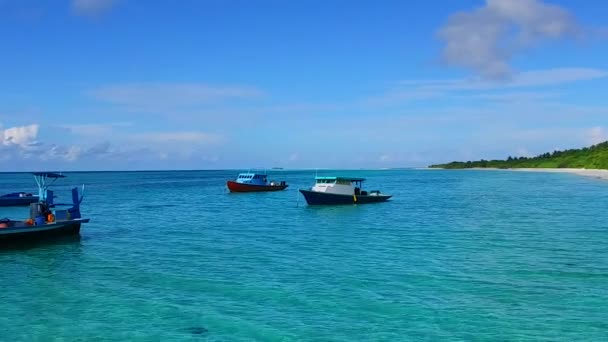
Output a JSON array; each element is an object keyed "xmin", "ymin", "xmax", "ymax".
[
  {"xmin": 370, "ymin": 68, "xmax": 608, "ymax": 105},
  {"xmin": 515, "ymin": 147, "xmax": 533, "ymax": 157},
  {"xmin": 462, "ymin": 91, "xmax": 559, "ymax": 102},
  {"xmin": 365, "ymin": 89, "xmax": 441, "ymax": 106},
  {"xmin": 1, "ymin": 123, "xmax": 130, "ymax": 163},
  {"xmin": 586, "ymin": 127, "xmax": 607, "ymax": 145},
  {"xmin": 471, "ymin": 126, "xmax": 608, "ymax": 153},
  {"xmin": 0, "ymin": 124, "xmax": 80, "ymax": 164},
  {"xmin": 71, "ymin": 0, "xmax": 116, "ymax": 17},
  {"xmin": 40, "ymin": 145, "xmax": 79, "ymax": 162},
  {"xmin": 411, "ymin": 68, "xmax": 608, "ymax": 91},
  {"xmin": 132, "ymin": 131, "xmax": 224, "ymax": 144},
  {"xmin": 2, "ymin": 124, "xmax": 39, "ymax": 147},
  {"xmin": 201, "ymin": 155, "xmax": 219, "ymax": 162},
  {"xmin": 0, "ymin": 122, "xmax": 230, "ymax": 169},
  {"xmin": 437, "ymin": 0, "xmax": 581, "ymax": 79},
  {"xmin": 508, "ymin": 68, "xmax": 608, "ymax": 87},
  {"xmin": 57, "ymin": 122, "xmax": 132, "ymax": 137},
  {"xmin": 88, "ymin": 83, "xmax": 264, "ymax": 111},
  {"xmin": 379, "ymin": 155, "xmax": 391, "ymax": 162},
  {"xmin": 84, "ymin": 141, "xmax": 111, "ymax": 155}
]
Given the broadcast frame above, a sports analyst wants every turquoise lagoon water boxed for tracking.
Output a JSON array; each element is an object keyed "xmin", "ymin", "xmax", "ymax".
[{"xmin": 1, "ymin": 169, "xmax": 607, "ymax": 341}]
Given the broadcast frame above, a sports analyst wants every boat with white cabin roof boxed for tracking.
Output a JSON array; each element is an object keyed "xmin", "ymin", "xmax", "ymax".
[
  {"xmin": 299, "ymin": 176, "xmax": 392, "ymax": 205},
  {"xmin": 226, "ymin": 172, "xmax": 288, "ymax": 192}
]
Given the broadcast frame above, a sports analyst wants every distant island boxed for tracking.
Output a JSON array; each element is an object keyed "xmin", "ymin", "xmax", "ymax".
[{"xmin": 429, "ymin": 141, "xmax": 608, "ymax": 170}]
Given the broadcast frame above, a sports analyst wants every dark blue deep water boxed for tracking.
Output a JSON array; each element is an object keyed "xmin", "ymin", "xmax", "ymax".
[{"xmin": 1, "ymin": 170, "xmax": 607, "ymax": 341}]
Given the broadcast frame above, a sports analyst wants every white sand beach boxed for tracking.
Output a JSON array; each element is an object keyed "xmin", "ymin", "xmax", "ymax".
[
  {"xmin": 434, "ymin": 167, "xmax": 608, "ymax": 180},
  {"xmin": 506, "ymin": 168, "xmax": 608, "ymax": 180}
]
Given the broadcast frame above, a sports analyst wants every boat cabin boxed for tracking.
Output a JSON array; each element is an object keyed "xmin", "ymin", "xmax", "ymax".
[
  {"xmin": 311, "ymin": 177, "xmax": 370, "ymax": 195},
  {"xmin": 235, "ymin": 173, "xmax": 269, "ymax": 185}
]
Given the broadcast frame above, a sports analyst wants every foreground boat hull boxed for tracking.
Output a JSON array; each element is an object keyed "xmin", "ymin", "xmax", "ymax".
[
  {"xmin": 299, "ymin": 189, "xmax": 391, "ymax": 205},
  {"xmin": 0, "ymin": 197, "xmax": 39, "ymax": 207},
  {"xmin": 227, "ymin": 180, "xmax": 288, "ymax": 192},
  {"xmin": 0, "ymin": 219, "xmax": 89, "ymax": 243}
]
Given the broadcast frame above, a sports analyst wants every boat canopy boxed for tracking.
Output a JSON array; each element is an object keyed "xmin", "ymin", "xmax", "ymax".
[
  {"xmin": 314, "ymin": 176, "xmax": 365, "ymax": 182},
  {"xmin": 32, "ymin": 172, "xmax": 65, "ymax": 202}
]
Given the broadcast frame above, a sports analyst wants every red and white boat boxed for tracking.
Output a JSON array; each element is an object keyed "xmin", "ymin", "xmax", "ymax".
[{"xmin": 226, "ymin": 173, "xmax": 288, "ymax": 192}]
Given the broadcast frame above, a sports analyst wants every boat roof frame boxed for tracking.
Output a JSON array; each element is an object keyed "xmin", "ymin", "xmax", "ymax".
[
  {"xmin": 31, "ymin": 172, "xmax": 65, "ymax": 202},
  {"xmin": 315, "ymin": 176, "xmax": 366, "ymax": 182}
]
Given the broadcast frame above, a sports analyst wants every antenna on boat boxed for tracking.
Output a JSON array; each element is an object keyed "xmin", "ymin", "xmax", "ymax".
[{"xmin": 79, "ymin": 184, "xmax": 85, "ymax": 205}]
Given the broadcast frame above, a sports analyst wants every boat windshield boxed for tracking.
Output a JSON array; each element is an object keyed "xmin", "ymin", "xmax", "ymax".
[
  {"xmin": 315, "ymin": 178, "xmax": 357, "ymax": 185},
  {"xmin": 237, "ymin": 174, "xmax": 267, "ymax": 182}
]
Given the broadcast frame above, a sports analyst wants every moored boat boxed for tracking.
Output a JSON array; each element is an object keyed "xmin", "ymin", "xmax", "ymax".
[
  {"xmin": 0, "ymin": 172, "xmax": 90, "ymax": 243},
  {"xmin": 299, "ymin": 176, "xmax": 392, "ymax": 205},
  {"xmin": 0, "ymin": 218, "xmax": 89, "ymax": 242},
  {"xmin": 0, "ymin": 192, "xmax": 39, "ymax": 207},
  {"xmin": 226, "ymin": 172, "xmax": 288, "ymax": 192}
]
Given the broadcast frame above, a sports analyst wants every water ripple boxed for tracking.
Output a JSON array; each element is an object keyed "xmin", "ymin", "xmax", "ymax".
[{"xmin": 1, "ymin": 170, "xmax": 607, "ymax": 340}]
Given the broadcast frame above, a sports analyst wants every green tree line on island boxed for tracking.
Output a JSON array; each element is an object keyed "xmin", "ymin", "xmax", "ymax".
[{"xmin": 429, "ymin": 141, "xmax": 608, "ymax": 170}]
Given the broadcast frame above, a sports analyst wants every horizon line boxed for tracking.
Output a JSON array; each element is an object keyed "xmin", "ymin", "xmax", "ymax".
[{"xmin": 0, "ymin": 167, "xmax": 421, "ymax": 173}]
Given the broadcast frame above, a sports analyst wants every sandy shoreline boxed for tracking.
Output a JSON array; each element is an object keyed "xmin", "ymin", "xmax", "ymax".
[
  {"xmin": 506, "ymin": 168, "xmax": 608, "ymax": 180},
  {"xmin": 429, "ymin": 167, "xmax": 608, "ymax": 180}
]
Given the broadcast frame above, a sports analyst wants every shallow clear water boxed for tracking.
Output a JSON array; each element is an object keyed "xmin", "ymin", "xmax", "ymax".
[{"xmin": 1, "ymin": 169, "xmax": 607, "ymax": 341}]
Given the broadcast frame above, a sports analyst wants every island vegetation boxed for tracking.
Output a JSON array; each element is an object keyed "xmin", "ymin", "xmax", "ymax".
[{"xmin": 429, "ymin": 141, "xmax": 608, "ymax": 170}]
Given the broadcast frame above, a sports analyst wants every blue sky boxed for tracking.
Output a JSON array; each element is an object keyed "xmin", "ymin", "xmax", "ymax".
[{"xmin": 1, "ymin": 0, "xmax": 607, "ymax": 170}]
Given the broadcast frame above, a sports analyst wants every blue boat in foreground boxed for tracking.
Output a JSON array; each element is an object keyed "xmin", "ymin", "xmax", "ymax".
[
  {"xmin": 0, "ymin": 192, "xmax": 39, "ymax": 207},
  {"xmin": 0, "ymin": 172, "xmax": 89, "ymax": 243},
  {"xmin": 299, "ymin": 176, "xmax": 392, "ymax": 205}
]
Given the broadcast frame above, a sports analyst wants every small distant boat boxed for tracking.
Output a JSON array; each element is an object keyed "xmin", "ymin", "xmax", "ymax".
[
  {"xmin": 0, "ymin": 192, "xmax": 39, "ymax": 207},
  {"xmin": 226, "ymin": 172, "xmax": 288, "ymax": 192},
  {"xmin": 0, "ymin": 172, "xmax": 90, "ymax": 243},
  {"xmin": 299, "ymin": 176, "xmax": 392, "ymax": 205}
]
